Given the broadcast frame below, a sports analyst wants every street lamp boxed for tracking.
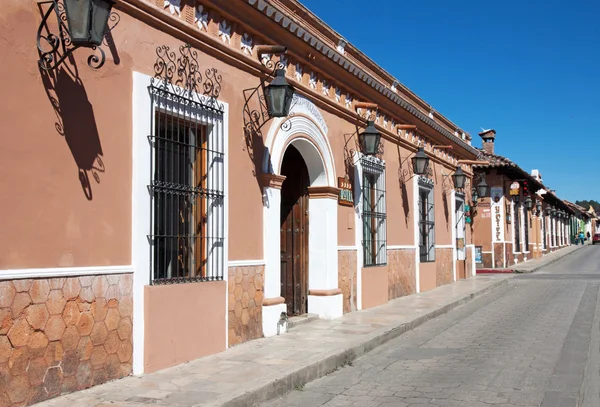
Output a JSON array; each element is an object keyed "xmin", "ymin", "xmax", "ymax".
[
  {"xmin": 264, "ymin": 69, "xmax": 295, "ymax": 118},
  {"xmin": 476, "ymin": 177, "xmax": 490, "ymax": 198},
  {"xmin": 358, "ymin": 121, "xmax": 381, "ymax": 156},
  {"xmin": 536, "ymin": 200, "xmax": 542, "ymax": 213},
  {"xmin": 471, "ymin": 188, "xmax": 479, "ymax": 204},
  {"xmin": 525, "ymin": 196, "xmax": 533, "ymax": 211},
  {"xmin": 64, "ymin": 0, "xmax": 114, "ymax": 47},
  {"xmin": 551, "ymin": 207, "xmax": 557, "ymax": 217},
  {"xmin": 513, "ymin": 194, "xmax": 520, "ymax": 205},
  {"xmin": 412, "ymin": 148, "xmax": 430, "ymax": 175},
  {"xmin": 545, "ymin": 207, "xmax": 552, "ymax": 216},
  {"xmin": 452, "ymin": 167, "xmax": 467, "ymax": 189}
]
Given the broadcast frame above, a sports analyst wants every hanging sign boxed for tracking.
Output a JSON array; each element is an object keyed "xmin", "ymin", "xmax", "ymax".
[
  {"xmin": 491, "ymin": 195, "xmax": 505, "ymax": 242},
  {"xmin": 509, "ymin": 181, "xmax": 520, "ymax": 196},
  {"xmin": 490, "ymin": 186, "xmax": 503, "ymax": 203},
  {"xmin": 338, "ymin": 177, "xmax": 353, "ymax": 207}
]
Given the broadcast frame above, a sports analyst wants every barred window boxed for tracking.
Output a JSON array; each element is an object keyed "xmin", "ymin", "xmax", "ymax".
[
  {"xmin": 361, "ymin": 157, "xmax": 386, "ymax": 267},
  {"xmin": 514, "ymin": 204, "xmax": 521, "ymax": 252},
  {"xmin": 149, "ymin": 108, "xmax": 225, "ymax": 284},
  {"xmin": 419, "ymin": 181, "xmax": 435, "ymax": 262}
]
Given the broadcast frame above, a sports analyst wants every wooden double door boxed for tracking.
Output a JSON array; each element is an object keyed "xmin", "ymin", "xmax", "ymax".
[{"xmin": 280, "ymin": 146, "xmax": 309, "ymax": 316}]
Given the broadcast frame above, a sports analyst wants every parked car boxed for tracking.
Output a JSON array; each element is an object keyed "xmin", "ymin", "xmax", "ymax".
[{"xmin": 593, "ymin": 234, "xmax": 600, "ymax": 245}]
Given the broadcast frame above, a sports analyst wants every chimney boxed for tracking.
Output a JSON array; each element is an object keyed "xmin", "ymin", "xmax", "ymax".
[{"xmin": 479, "ymin": 129, "xmax": 496, "ymax": 155}]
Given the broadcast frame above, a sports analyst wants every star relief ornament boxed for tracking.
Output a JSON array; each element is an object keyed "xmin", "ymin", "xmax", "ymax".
[
  {"xmin": 195, "ymin": 5, "xmax": 208, "ymax": 31},
  {"xmin": 218, "ymin": 20, "xmax": 231, "ymax": 44},
  {"xmin": 164, "ymin": 0, "xmax": 181, "ymax": 16}
]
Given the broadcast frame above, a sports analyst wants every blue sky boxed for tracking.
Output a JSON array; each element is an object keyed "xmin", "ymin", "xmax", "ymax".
[{"xmin": 300, "ymin": 0, "xmax": 600, "ymax": 202}]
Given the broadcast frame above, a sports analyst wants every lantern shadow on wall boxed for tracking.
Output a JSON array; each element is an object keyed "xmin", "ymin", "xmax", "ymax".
[{"xmin": 40, "ymin": 65, "xmax": 104, "ymax": 200}]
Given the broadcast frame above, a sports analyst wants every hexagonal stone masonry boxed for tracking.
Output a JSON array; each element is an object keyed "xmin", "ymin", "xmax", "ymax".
[
  {"xmin": 227, "ymin": 266, "xmax": 265, "ymax": 348},
  {"xmin": 0, "ymin": 273, "xmax": 133, "ymax": 406}
]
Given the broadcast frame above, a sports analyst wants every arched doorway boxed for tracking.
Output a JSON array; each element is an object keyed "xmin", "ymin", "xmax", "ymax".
[{"xmin": 280, "ymin": 145, "xmax": 309, "ymax": 316}]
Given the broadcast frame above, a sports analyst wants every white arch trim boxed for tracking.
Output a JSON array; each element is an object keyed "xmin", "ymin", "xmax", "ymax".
[{"xmin": 263, "ymin": 96, "xmax": 336, "ymax": 187}]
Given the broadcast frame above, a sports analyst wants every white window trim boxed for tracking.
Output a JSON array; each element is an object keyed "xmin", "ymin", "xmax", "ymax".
[
  {"xmin": 418, "ymin": 178, "xmax": 435, "ymax": 263},
  {"xmin": 132, "ymin": 71, "xmax": 229, "ymax": 375}
]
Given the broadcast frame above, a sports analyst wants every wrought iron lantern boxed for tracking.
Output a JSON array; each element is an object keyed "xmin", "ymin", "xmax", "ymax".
[
  {"xmin": 476, "ymin": 177, "xmax": 490, "ymax": 198},
  {"xmin": 412, "ymin": 148, "xmax": 430, "ymax": 175},
  {"xmin": 513, "ymin": 194, "xmax": 520, "ymax": 204},
  {"xmin": 525, "ymin": 196, "xmax": 533, "ymax": 211},
  {"xmin": 551, "ymin": 207, "xmax": 557, "ymax": 217},
  {"xmin": 452, "ymin": 167, "xmax": 467, "ymax": 189},
  {"xmin": 545, "ymin": 207, "xmax": 552, "ymax": 216},
  {"xmin": 264, "ymin": 69, "xmax": 295, "ymax": 118},
  {"xmin": 536, "ymin": 200, "xmax": 542, "ymax": 214},
  {"xmin": 358, "ymin": 121, "xmax": 381, "ymax": 156},
  {"xmin": 64, "ymin": 0, "xmax": 114, "ymax": 47},
  {"xmin": 471, "ymin": 188, "xmax": 479, "ymax": 204}
]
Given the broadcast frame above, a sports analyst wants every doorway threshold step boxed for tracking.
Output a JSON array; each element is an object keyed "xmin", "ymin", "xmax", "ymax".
[{"xmin": 288, "ymin": 313, "xmax": 319, "ymax": 329}]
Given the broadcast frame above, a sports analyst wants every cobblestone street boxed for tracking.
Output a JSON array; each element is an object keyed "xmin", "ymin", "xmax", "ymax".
[{"xmin": 262, "ymin": 246, "xmax": 600, "ymax": 407}]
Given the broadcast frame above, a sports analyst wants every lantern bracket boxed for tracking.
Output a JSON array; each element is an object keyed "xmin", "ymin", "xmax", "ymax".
[
  {"xmin": 242, "ymin": 53, "xmax": 298, "ymax": 136},
  {"xmin": 36, "ymin": 0, "xmax": 119, "ymax": 71}
]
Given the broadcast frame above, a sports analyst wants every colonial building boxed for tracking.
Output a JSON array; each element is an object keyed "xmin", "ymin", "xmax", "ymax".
[
  {"xmin": 472, "ymin": 130, "xmax": 574, "ymax": 269},
  {"xmin": 1, "ymin": 0, "xmax": 484, "ymax": 405}
]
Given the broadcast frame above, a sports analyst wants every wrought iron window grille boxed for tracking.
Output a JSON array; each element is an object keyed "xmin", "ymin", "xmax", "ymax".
[
  {"xmin": 36, "ymin": 0, "xmax": 119, "ymax": 71},
  {"xmin": 419, "ymin": 184, "xmax": 435, "ymax": 262},
  {"xmin": 147, "ymin": 44, "xmax": 225, "ymax": 285},
  {"xmin": 361, "ymin": 157, "xmax": 387, "ymax": 267},
  {"xmin": 514, "ymin": 203, "xmax": 521, "ymax": 252}
]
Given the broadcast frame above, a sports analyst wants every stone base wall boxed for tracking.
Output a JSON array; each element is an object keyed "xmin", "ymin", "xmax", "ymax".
[
  {"xmin": 516, "ymin": 253, "xmax": 524, "ymax": 264},
  {"xmin": 505, "ymin": 243, "xmax": 514, "ymax": 266},
  {"xmin": 481, "ymin": 253, "xmax": 492, "ymax": 269},
  {"xmin": 227, "ymin": 266, "xmax": 264, "ymax": 347},
  {"xmin": 0, "ymin": 274, "xmax": 133, "ymax": 407},
  {"xmin": 388, "ymin": 249, "xmax": 415, "ymax": 300},
  {"xmin": 493, "ymin": 243, "xmax": 504, "ymax": 268},
  {"xmin": 435, "ymin": 248, "xmax": 453, "ymax": 287},
  {"xmin": 466, "ymin": 246, "xmax": 473, "ymax": 277},
  {"xmin": 338, "ymin": 251, "xmax": 357, "ymax": 314}
]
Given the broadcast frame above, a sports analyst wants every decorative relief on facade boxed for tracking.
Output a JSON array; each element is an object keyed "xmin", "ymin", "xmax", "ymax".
[
  {"xmin": 309, "ymin": 72, "xmax": 317, "ymax": 89},
  {"xmin": 195, "ymin": 5, "xmax": 208, "ymax": 31},
  {"xmin": 218, "ymin": 20, "xmax": 231, "ymax": 43},
  {"xmin": 391, "ymin": 80, "xmax": 398, "ymax": 93},
  {"xmin": 322, "ymin": 80, "xmax": 330, "ymax": 96},
  {"xmin": 335, "ymin": 87, "xmax": 341, "ymax": 102},
  {"xmin": 228, "ymin": 266, "xmax": 264, "ymax": 347},
  {"xmin": 338, "ymin": 251, "xmax": 357, "ymax": 314},
  {"xmin": 164, "ymin": 0, "xmax": 181, "ymax": 16},
  {"xmin": 279, "ymin": 54, "xmax": 288, "ymax": 71},
  {"xmin": 435, "ymin": 248, "xmax": 454, "ymax": 286},
  {"xmin": 337, "ymin": 38, "xmax": 347, "ymax": 54},
  {"xmin": 241, "ymin": 33, "xmax": 253, "ymax": 54},
  {"xmin": 388, "ymin": 249, "xmax": 416, "ymax": 300},
  {"xmin": 294, "ymin": 63, "xmax": 303, "ymax": 82},
  {"xmin": 344, "ymin": 94, "xmax": 353, "ymax": 109},
  {"xmin": 0, "ymin": 275, "xmax": 133, "ymax": 406}
]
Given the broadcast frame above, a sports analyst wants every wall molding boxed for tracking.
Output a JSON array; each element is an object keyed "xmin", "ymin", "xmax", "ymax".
[
  {"xmin": 387, "ymin": 245, "xmax": 417, "ymax": 250},
  {"xmin": 0, "ymin": 265, "xmax": 134, "ymax": 281},
  {"xmin": 338, "ymin": 246, "xmax": 357, "ymax": 251},
  {"xmin": 435, "ymin": 244, "xmax": 455, "ymax": 249},
  {"xmin": 228, "ymin": 260, "xmax": 266, "ymax": 267}
]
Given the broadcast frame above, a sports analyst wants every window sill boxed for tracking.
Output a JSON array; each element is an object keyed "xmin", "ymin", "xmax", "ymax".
[{"xmin": 364, "ymin": 263, "xmax": 387, "ymax": 268}]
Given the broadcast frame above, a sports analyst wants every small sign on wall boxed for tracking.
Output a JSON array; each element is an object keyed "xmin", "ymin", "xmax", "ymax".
[
  {"xmin": 338, "ymin": 177, "xmax": 353, "ymax": 207},
  {"xmin": 475, "ymin": 246, "xmax": 483, "ymax": 263}
]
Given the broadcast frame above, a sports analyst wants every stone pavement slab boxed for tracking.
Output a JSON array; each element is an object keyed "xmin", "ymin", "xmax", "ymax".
[{"xmin": 33, "ymin": 275, "xmax": 510, "ymax": 407}]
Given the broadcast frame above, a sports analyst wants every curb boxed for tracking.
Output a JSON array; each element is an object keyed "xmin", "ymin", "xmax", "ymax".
[
  {"xmin": 216, "ymin": 278, "xmax": 510, "ymax": 407},
  {"xmin": 513, "ymin": 245, "xmax": 587, "ymax": 274}
]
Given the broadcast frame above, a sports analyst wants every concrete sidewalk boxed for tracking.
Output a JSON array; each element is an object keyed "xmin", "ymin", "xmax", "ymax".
[
  {"xmin": 35, "ymin": 274, "xmax": 511, "ymax": 407},
  {"xmin": 476, "ymin": 244, "xmax": 588, "ymax": 275}
]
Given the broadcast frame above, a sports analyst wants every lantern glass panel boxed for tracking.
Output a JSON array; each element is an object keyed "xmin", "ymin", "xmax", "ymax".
[
  {"xmin": 265, "ymin": 69, "xmax": 294, "ymax": 118},
  {"xmin": 452, "ymin": 167, "xmax": 466, "ymax": 189},
  {"xmin": 412, "ymin": 148, "xmax": 429, "ymax": 175},
  {"xmin": 90, "ymin": 0, "xmax": 113, "ymax": 46},
  {"xmin": 359, "ymin": 121, "xmax": 380, "ymax": 156},
  {"xmin": 64, "ymin": 0, "xmax": 91, "ymax": 45},
  {"xmin": 477, "ymin": 178, "xmax": 489, "ymax": 198},
  {"xmin": 525, "ymin": 196, "xmax": 533, "ymax": 210}
]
